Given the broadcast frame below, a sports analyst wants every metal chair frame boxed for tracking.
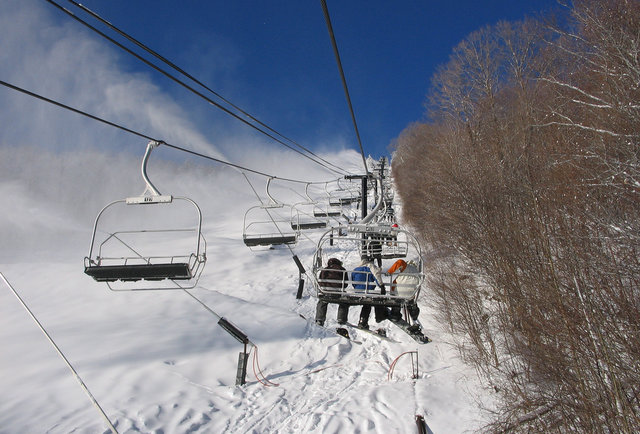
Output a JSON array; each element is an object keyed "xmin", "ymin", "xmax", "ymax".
[{"xmin": 84, "ymin": 141, "xmax": 207, "ymax": 290}]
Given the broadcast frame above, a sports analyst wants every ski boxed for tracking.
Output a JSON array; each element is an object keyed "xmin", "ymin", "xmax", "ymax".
[
  {"xmin": 299, "ymin": 314, "xmax": 362, "ymax": 344},
  {"xmin": 345, "ymin": 322, "xmax": 399, "ymax": 343},
  {"xmin": 333, "ymin": 326, "xmax": 362, "ymax": 344},
  {"xmin": 387, "ymin": 318, "xmax": 431, "ymax": 344}
]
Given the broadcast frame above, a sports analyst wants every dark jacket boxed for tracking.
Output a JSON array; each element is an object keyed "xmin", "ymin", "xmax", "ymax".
[{"xmin": 319, "ymin": 258, "xmax": 347, "ymax": 289}]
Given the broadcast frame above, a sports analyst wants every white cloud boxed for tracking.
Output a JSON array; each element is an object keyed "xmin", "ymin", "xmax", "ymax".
[
  {"xmin": 0, "ymin": 0, "xmax": 224, "ymax": 159},
  {"xmin": 0, "ymin": 1, "xmax": 365, "ymax": 263}
]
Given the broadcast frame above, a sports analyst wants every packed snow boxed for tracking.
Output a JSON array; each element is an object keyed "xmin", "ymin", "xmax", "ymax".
[{"xmin": 0, "ymin": 144, "xmax": 493, "ymax": 433}]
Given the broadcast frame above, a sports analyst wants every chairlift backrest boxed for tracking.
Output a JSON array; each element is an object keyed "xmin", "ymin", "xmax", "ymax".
[{"xmin": 311, "ymin": 225, "xmax": 424, "ymax": 307}]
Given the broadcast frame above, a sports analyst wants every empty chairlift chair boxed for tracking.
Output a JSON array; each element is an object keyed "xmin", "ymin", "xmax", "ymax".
[
  {"xmin": 350, "ymin": 223, "xmax": 409, "ymax": 259},
  {"xmin": 84, "ymin": 141, "xmax": 207, "ymax": 290},
  {"xmin": 312, "ymin": 181, "xmax": 345, "ymax": 220},
  {"xmin": 328, "ymin": 178, "xmax": 360, "ymax": 207},
  {"xmin": 242, "ymin": 177, "xmax": 299, "ymax": 248},
  {"xmin": 290, "ymin": 183, "xmax": 328, "ymax": 231}
]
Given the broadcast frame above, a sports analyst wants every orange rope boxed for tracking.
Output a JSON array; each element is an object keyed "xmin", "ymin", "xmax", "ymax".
[
  {"xmin": 252, "ymin": 346, "xmax": 279, "ymax": 387},
  {"xmin": 388, "ymin": 351, "xmax": 416, "ymax": 381}
]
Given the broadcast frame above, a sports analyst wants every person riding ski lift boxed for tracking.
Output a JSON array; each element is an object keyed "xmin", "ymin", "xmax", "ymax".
[
  {"xmin": 315, "ymin": 257, "xmax": 349, "ymax": 326},
  {"xmin": 352, "ymin": 256, "xmax": 389, "ymax": 330},
  {"xmin": 388, "ymin": 259, "xmax": 422, "ymax": 331}
]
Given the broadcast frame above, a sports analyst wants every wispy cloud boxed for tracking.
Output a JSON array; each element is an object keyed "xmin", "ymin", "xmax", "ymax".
[
  {"xmin": 0, "ymin": 1, "xmax": 364, "ymax": 262},
  {"xmin": 0, "ymin": 0, "xmax": 224, "ymax": 158}
]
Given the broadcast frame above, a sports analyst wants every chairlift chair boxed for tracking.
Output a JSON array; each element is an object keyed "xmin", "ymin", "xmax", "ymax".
[
  {"xmin": 311, "ymin": 224, "xmax": 424, "ymax": 308},
  {"xmin": 242, "ymin": 177, "xmax": 299, "ymax": 248},
  {"xmin": 243, "ymin": 206, "xmax": 298, "ymax": 247},
  {"xmin": 289, "ymin": 183, "xmax": 328, "ymax": 231},
  {"xmin": 312, "ymin": 206, "xmax": 342, "ymax": 218},
  {"xmin": 351, "ymin": 223, "xmax": 409, "ymax": 259},
  {"xmin": 328, "ymin": 178, "xmax": 361, "ymax": 206},
  {"xmin": 291, "ymin": 205, "xmax": 328, "ymax": 230},
  {"xmin": 84, "ymin": 141, "xmax": 207, "ymax": 290}
]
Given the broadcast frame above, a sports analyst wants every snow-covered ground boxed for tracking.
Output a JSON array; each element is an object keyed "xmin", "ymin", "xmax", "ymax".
[{"xmin": 0, "ymin": 145, "xmax": 493, "ymax": 433}]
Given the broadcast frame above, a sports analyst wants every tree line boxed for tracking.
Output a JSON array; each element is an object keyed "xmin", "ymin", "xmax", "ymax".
[{"xmin": 392, "ymin": 0, "xmax": 639, "ymax": 431}]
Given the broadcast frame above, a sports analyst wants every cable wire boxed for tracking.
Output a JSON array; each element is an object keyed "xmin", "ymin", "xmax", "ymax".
[
  {"xmin": 0, "ymin": 79, "xmax": 332, "ymax": 185},
  {"xmin": 63, "ymin": 0, "xmax": 352, "ymax": 177},
  {"xmin": 0, "ymin": 273, "xmax": 118, "ymax": 434},
  {"xmin": 319, "ymin": 0, "xmax": 370, "ymax": 176},
  {"xmin": 45, "ymin": 0, "xmax": 350, "ymax": 177}
]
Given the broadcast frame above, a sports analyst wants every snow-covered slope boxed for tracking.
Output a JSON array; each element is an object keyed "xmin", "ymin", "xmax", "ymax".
[{"xmin": 0, "ymin": 145, "xmax": 491, "ymax": 433}]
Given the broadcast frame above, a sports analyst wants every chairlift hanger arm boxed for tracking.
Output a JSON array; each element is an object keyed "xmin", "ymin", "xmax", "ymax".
[
  {"xmin": 141, "ymin": 141, "xmax": 161, "ymax": 196},
  {"xmin": 304, "ymin": 182, "xmax": 314, "ymax": 203},
  {"xmin": 126, "ymin": 141, "xmax": 173, "ymax": 204},
  {"xmin": 265, "ymin": 177, "xmax": 280, "ymax": 206},
  {"xmin": 359, "ymin": 176, "xmax": 384, "ymax": 225}
]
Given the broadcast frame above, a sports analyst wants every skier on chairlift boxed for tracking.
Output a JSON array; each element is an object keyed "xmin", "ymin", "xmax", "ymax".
[
  {"xmin": 353, "ymin": 256, "xmax": 390, "ymax": 330},
  {"xmin": 388, "ymin": 258, "xmax": 422, "ymax": 332},
  {"xmin": 315, "ymin": 258, "xmax": 349, "ymax": 326}
]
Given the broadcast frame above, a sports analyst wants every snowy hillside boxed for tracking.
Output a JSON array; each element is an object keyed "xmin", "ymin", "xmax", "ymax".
[{"xmin": 0, "ymin": 145, "xmax": 492, "ymax": 433}]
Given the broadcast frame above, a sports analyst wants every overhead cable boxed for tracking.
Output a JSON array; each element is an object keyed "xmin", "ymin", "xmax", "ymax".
[
  {"xmin": 45, "ymin": 0, "xmax": 349, "ymax": 177},
  {"xmin": 63, "ymin": 0, "xmax": 352, "ymax": 177},
  {"xmin": 0, "ymin": 79, "xmax": 333, "ymax": 185},
  {"xmin": 1, "ymin": 273, "xmax": 118, "ymax": 434},
  {"xmin": 319, "ymin": 0, "xmax": 370, "ymax": 176}
]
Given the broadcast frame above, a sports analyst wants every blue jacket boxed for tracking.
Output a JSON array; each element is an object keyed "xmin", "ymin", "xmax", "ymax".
[{"xmin": 352, "ymin": 265, "xmax": 379, "ymax": 291}]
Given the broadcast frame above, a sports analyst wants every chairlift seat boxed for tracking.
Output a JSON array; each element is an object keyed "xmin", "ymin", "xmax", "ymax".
[
  {"xmin": 380, "ymin": 251, "xmax": 407, "ymax": 259},
  {"xmin": 291, "ymin": 221, "xmax": 327, "ymax": 230},
  {"xmin": 317, "ymin": 291, "xmax": 409, "ymax": 308},
  {"xmin": 85, "ymin": 262, "xmax": 192, "ymax": 282},
  {"xmin": 329, "ymin": 197, "xmax": 358, "ymax": 206},
  {"xmin": 243, "ymin": 234, "xmax": 297, "ymax": 247},
  {"xmin": 314, "ymin": 211, "xmax": 341, "ymax": 217}
]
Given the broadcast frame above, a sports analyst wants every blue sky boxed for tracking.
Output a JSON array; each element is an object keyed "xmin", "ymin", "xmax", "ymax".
[{"xmin": 2, "ymin": 1, "xmax": 560, "ymax": 164}]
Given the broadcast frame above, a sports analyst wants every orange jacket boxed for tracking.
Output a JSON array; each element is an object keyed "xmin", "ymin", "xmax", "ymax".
[
  {"xmin": 387, "ymin": 259, "xmax": 407, "ymax": 274},
  {"xmin": 387, "ymin": 259, "xmax": 407, "ymax": 294}
]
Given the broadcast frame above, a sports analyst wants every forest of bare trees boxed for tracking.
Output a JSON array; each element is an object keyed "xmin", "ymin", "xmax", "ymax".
[{"xmin": 392, "ymin": 0, "xmax": 639, "ymax": 431}]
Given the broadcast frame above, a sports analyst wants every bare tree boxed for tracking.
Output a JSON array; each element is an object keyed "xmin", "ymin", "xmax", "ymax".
[{"xmin": 392, "ymin": 2, "xmax": 640, "ymax": 431}]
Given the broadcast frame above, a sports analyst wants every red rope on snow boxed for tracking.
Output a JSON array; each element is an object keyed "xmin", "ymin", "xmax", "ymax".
[
  {"xmin": 388, "ymin": 351, "xmax": 416, "ymax": 381},
  {"xmin": 252, "ymin": 346, "xmax": 279, "ymax": 387}
]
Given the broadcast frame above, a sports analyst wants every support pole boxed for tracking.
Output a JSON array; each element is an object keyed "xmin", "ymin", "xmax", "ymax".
[
  {"xmin": 236, "ymin": 343, "xmax": 249, "ymax": 386},
  {"xmin": 361, "ymin": 176, "xmax": 368, "ymax": 220},
  {"xmin": 292, "ymin": 255, "xmax": 306, "ymax": 299},
  {"xmin": 217, "ymin": 317, "xmax": 251, "ymax": 386},
  {"xmin": 296, "ymin": 278, "xmax": 305, "ymax": 299}
]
